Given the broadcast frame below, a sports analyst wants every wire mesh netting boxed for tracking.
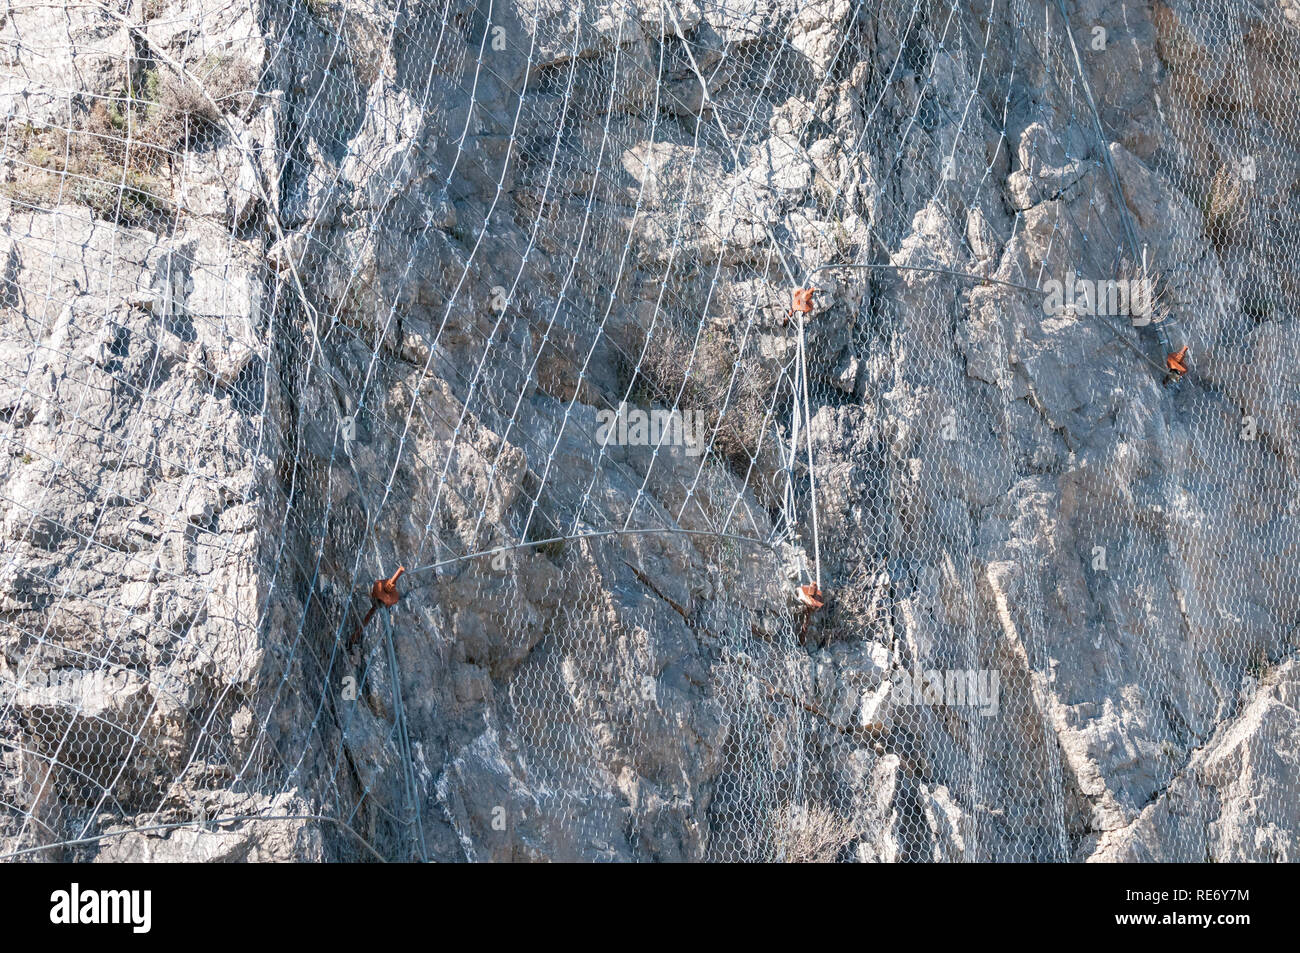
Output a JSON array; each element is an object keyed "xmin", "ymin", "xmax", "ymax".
[{"xmin": 0, "ymin": 0, "xmax": 1297, "ymax": 861}]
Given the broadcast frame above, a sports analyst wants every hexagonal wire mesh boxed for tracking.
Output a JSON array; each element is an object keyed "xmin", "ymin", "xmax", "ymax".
[{"xmin": 0, "ymin": 0, "xmax": 1296, "ymax": 861}]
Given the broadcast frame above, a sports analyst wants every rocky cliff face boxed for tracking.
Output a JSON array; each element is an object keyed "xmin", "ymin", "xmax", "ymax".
[{"xmin": 0, "ymin": 0, "xmax": 1297, "ymax": 862}]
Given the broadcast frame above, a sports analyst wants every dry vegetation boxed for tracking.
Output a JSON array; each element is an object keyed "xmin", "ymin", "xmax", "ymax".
[
  {"xmin": 1, "ymin": 56, "xmax": 257, "ymax": 226},
  {"xmin": 634, "ymin": 318, "xmax": 776, "ymax": 474},
  {"xmin": 775, "ymin": 802, "xmax": 860, "ymax": 863}
]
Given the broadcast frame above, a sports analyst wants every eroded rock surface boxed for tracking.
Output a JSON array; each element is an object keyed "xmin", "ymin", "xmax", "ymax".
[{"xmin": 1, "ymin": 0, "xmax": 1297, "ymax": 862}]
